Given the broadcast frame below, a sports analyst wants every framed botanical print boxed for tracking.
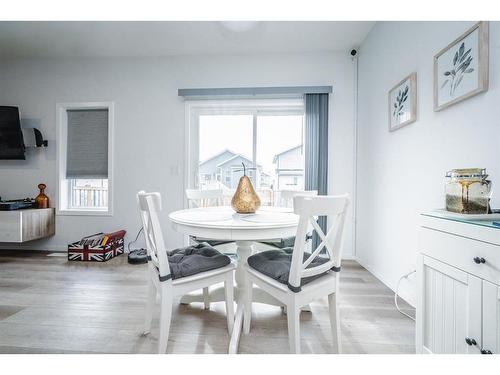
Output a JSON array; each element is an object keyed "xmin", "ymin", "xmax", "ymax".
[
  {"xmin": 388, "ymin": 72, "xmax": 417, "ymax": 132},
  {"xmin": 434, "ymin": 21, "xmax": 489, "ymax": 111}
]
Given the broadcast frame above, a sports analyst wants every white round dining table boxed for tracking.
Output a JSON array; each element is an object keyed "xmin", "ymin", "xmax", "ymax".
[{"xmin": 169, "ymin": 205, "xmax": 300, "ymax": 354}]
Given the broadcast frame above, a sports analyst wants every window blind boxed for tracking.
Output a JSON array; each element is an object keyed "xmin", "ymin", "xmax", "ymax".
[{"xmin": 66, "ymin": 109, "xmax": 108, "ymax": 179}]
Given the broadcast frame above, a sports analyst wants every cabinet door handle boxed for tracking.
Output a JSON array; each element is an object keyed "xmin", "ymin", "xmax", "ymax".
[
  {"xmin": 473, "ymin": 257, "xmax": 486, "ymax": 264},
  {"xmin": 481, "ymin": 349, "xmax": 493, "ymax": 354},
  {"xmin": 465, "ymin": 338, "xmax": 477, "ymax": 346}
]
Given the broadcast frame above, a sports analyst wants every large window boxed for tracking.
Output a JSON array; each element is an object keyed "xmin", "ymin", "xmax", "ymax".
[
  {"xmin": 256, "ymin": 115, "xmax": 304, "ymax": 193},
  {"xmin": 198, "ymin": 114, "xmax": 253, "ymax": 189},
  {"xmin": 57, "ymin": 102, "xmax": 113, "ymax": 215},
  {"xmin": 188, "ymin": 99, "xmax": 304, "ymax": 206}
]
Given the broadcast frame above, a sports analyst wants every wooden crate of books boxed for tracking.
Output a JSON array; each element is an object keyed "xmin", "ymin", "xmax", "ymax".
[{"xmin": 68, "ymin": 230, "xmax": 126, "ymax": 262}]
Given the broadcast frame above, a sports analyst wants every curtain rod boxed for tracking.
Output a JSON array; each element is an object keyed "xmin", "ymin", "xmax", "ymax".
[{"xmin": 178, "ymin": 86, "xmax": 333, "ymax": 97}]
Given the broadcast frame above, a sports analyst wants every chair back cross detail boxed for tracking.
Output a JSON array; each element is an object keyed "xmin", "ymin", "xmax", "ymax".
[{"xmin": 288, "ymin": 194, "xmax": 349, "ymax": 290}]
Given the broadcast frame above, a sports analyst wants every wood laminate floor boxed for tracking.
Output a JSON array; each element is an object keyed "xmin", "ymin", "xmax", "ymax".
[{"xmin": 0, "ymin": 250, "xmax": 415, "ymax": 354}]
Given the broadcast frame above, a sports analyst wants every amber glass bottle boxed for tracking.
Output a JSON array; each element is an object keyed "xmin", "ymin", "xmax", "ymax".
[{"xmin": 35, "ymin": 183, "xmax": 49, "ymax": 209}]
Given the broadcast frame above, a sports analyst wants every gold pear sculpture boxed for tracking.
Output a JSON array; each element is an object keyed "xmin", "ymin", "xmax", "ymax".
[{"xmin": 231, "ymin": 163, "xmax": 261, "ymax": 214}]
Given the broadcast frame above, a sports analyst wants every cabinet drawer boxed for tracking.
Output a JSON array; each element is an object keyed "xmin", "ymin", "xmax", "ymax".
[
  {"xmin": 420, "ymin": 227, "xmax": 500, "ymax": 285},
  {"xmin": 0, "ymin": 211, "xmax": 22, "ymax": 242}
]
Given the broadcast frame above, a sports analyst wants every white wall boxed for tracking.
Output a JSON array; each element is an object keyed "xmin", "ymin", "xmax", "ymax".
[
  {"xmin": 0, "ymin": 51, "xmax": 356, "ymax": 255},
  {"xmin": 356, "ymin": 21, "xmax": 500, "ymax": 305}
]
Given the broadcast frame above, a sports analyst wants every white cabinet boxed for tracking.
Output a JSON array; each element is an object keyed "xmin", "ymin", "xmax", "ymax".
[
  {"xmin": 482, "ymin": 281, "xmax": 500, "ymax": 354},
  {"xmin": 417, "ymin": 213, "xmax": 500, "ymax": 354},
  {"xmin": 417, "ymin": 255, "xmax": 482, "ymax": 353}
]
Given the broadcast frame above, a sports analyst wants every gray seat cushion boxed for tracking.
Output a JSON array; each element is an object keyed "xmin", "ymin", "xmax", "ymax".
[
  {"xmin": 190, "ymin": 237, "xmax": 234, "ymax": 247},
  {"xmin": 168, "ymin": 243, "xmax": 231, "ymax": 280},
  {"xmin": 247, "ymin": 248, "xmax": 332, "ymax": 290}
]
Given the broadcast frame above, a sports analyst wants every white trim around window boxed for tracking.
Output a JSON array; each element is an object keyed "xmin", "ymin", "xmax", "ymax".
[{"xmin": 56, "ymin": 101, "xmax": 114, "ymax": 216}]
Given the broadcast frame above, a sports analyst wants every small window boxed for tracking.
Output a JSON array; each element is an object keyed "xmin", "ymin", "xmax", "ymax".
[
  {"xmin": 57, "ymin": 102, "xmax": 113, "ymax": 215},
  {"xmin": 68, "ymin": 178, "xmax": 108, "ymax": 209}
]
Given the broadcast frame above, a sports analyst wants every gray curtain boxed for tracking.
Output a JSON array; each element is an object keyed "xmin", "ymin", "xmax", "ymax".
[
  {"xmin": 66, "ymin": 109, "xmax": 109, "ymax": 178},
  {"xmin": 304, "ymin": 93, "xmax": 329, "ymax": 251}
]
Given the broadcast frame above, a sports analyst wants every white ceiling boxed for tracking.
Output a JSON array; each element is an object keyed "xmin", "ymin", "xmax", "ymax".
[{"xmin": 0, "ymin": 21, "xmax": 375, "ymax": 59}]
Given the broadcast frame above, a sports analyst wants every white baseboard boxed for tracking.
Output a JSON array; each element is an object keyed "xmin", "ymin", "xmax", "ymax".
[{"xmin": 354, "ymin": 256, "xmax": 415, "ymax": 308}]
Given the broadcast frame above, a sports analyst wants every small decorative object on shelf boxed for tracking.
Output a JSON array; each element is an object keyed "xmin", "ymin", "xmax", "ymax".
[
  {"xmin": 35, "ymin": 183, "xmax": 49, "ymax": 209},
  {"xmin": 445, "ymin": 168, "xmax": 492, "ymax": 214},
  {"xmin": 231, "ymin": 163, "xmax": 261, "ymax": 214}
]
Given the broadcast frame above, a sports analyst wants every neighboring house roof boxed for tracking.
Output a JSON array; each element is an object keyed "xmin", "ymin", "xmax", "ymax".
[
  {"xmin": 199, "ymin": 149, "xmax": 237, "ymax": 166},
  {"xmin": 272, "ymin": 145, "xmax": 303, "ymax": 163},
  {"xmin": 216, "ymin": 153, "xmax": 262, "ymax": 169},
  {"xmin": 216, "ymin": 154, "xmax": 251, "ymax": 168},
  {"xmin": 199, "ymin": 148, "xmax": 262, "ymax": 170}
]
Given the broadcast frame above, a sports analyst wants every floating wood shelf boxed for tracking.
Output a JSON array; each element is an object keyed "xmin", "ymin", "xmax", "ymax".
[{"xmin": 0, "ymin": 208, "xmax": 55, "ymax": 243}]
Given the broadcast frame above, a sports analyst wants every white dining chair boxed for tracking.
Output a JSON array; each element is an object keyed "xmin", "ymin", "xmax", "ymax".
[
  {"xmin": 278, "ymin": 189, "xmax": 318, "ymax": 208},
  {"xmin": 262, "ymin": 190, "xmax": 318, "ymax": 249},
  {"xmin": 137, "ymin": 191, "xmax": 236, "ymax": 353},
  {"xmin": 242, "ymin": 194, "xmax": 349, "ymax": 354},
  {"xmin": 185, "ymin": 189, "xmax": 232, "ymax": 246},
  {"xmin": 185, "ymin": 188, "xmax": 224, "ymax": 208},
  {"xmin": 185, "ymin": 188, "xmax": 235, "ymax": 309}
]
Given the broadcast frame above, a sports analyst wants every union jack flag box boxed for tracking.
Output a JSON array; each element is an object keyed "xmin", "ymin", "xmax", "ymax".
[{"xmin": 68, "ymin": 230, "xmax": 126, "ymax": 262}]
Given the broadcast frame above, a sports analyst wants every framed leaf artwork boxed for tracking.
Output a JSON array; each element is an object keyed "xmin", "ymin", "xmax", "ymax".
[
  {"xmin": 388, "ymin": 72, "xmax": 417, "ymax": 132},
  {"xmin": 434, "ymin": 21, "xmax": 489, "ymax": 111}
]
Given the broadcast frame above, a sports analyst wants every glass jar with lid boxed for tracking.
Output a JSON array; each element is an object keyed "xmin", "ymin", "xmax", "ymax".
[{"xmin": 445, "ymin": 168, "xmax": 491, "ymax": 214}]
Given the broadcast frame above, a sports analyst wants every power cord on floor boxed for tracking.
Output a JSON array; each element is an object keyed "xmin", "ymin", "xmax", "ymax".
[
  {"xmin": 127, "ymin": 227, "xmax": 149, "ymax": 265},
  {"xmin": 395, "ymin": 270, "xmax": 416, "ymax": 321},
  {"xmin": 128, "ymin": 227, "xmax": 144, "ymax": 253}
]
